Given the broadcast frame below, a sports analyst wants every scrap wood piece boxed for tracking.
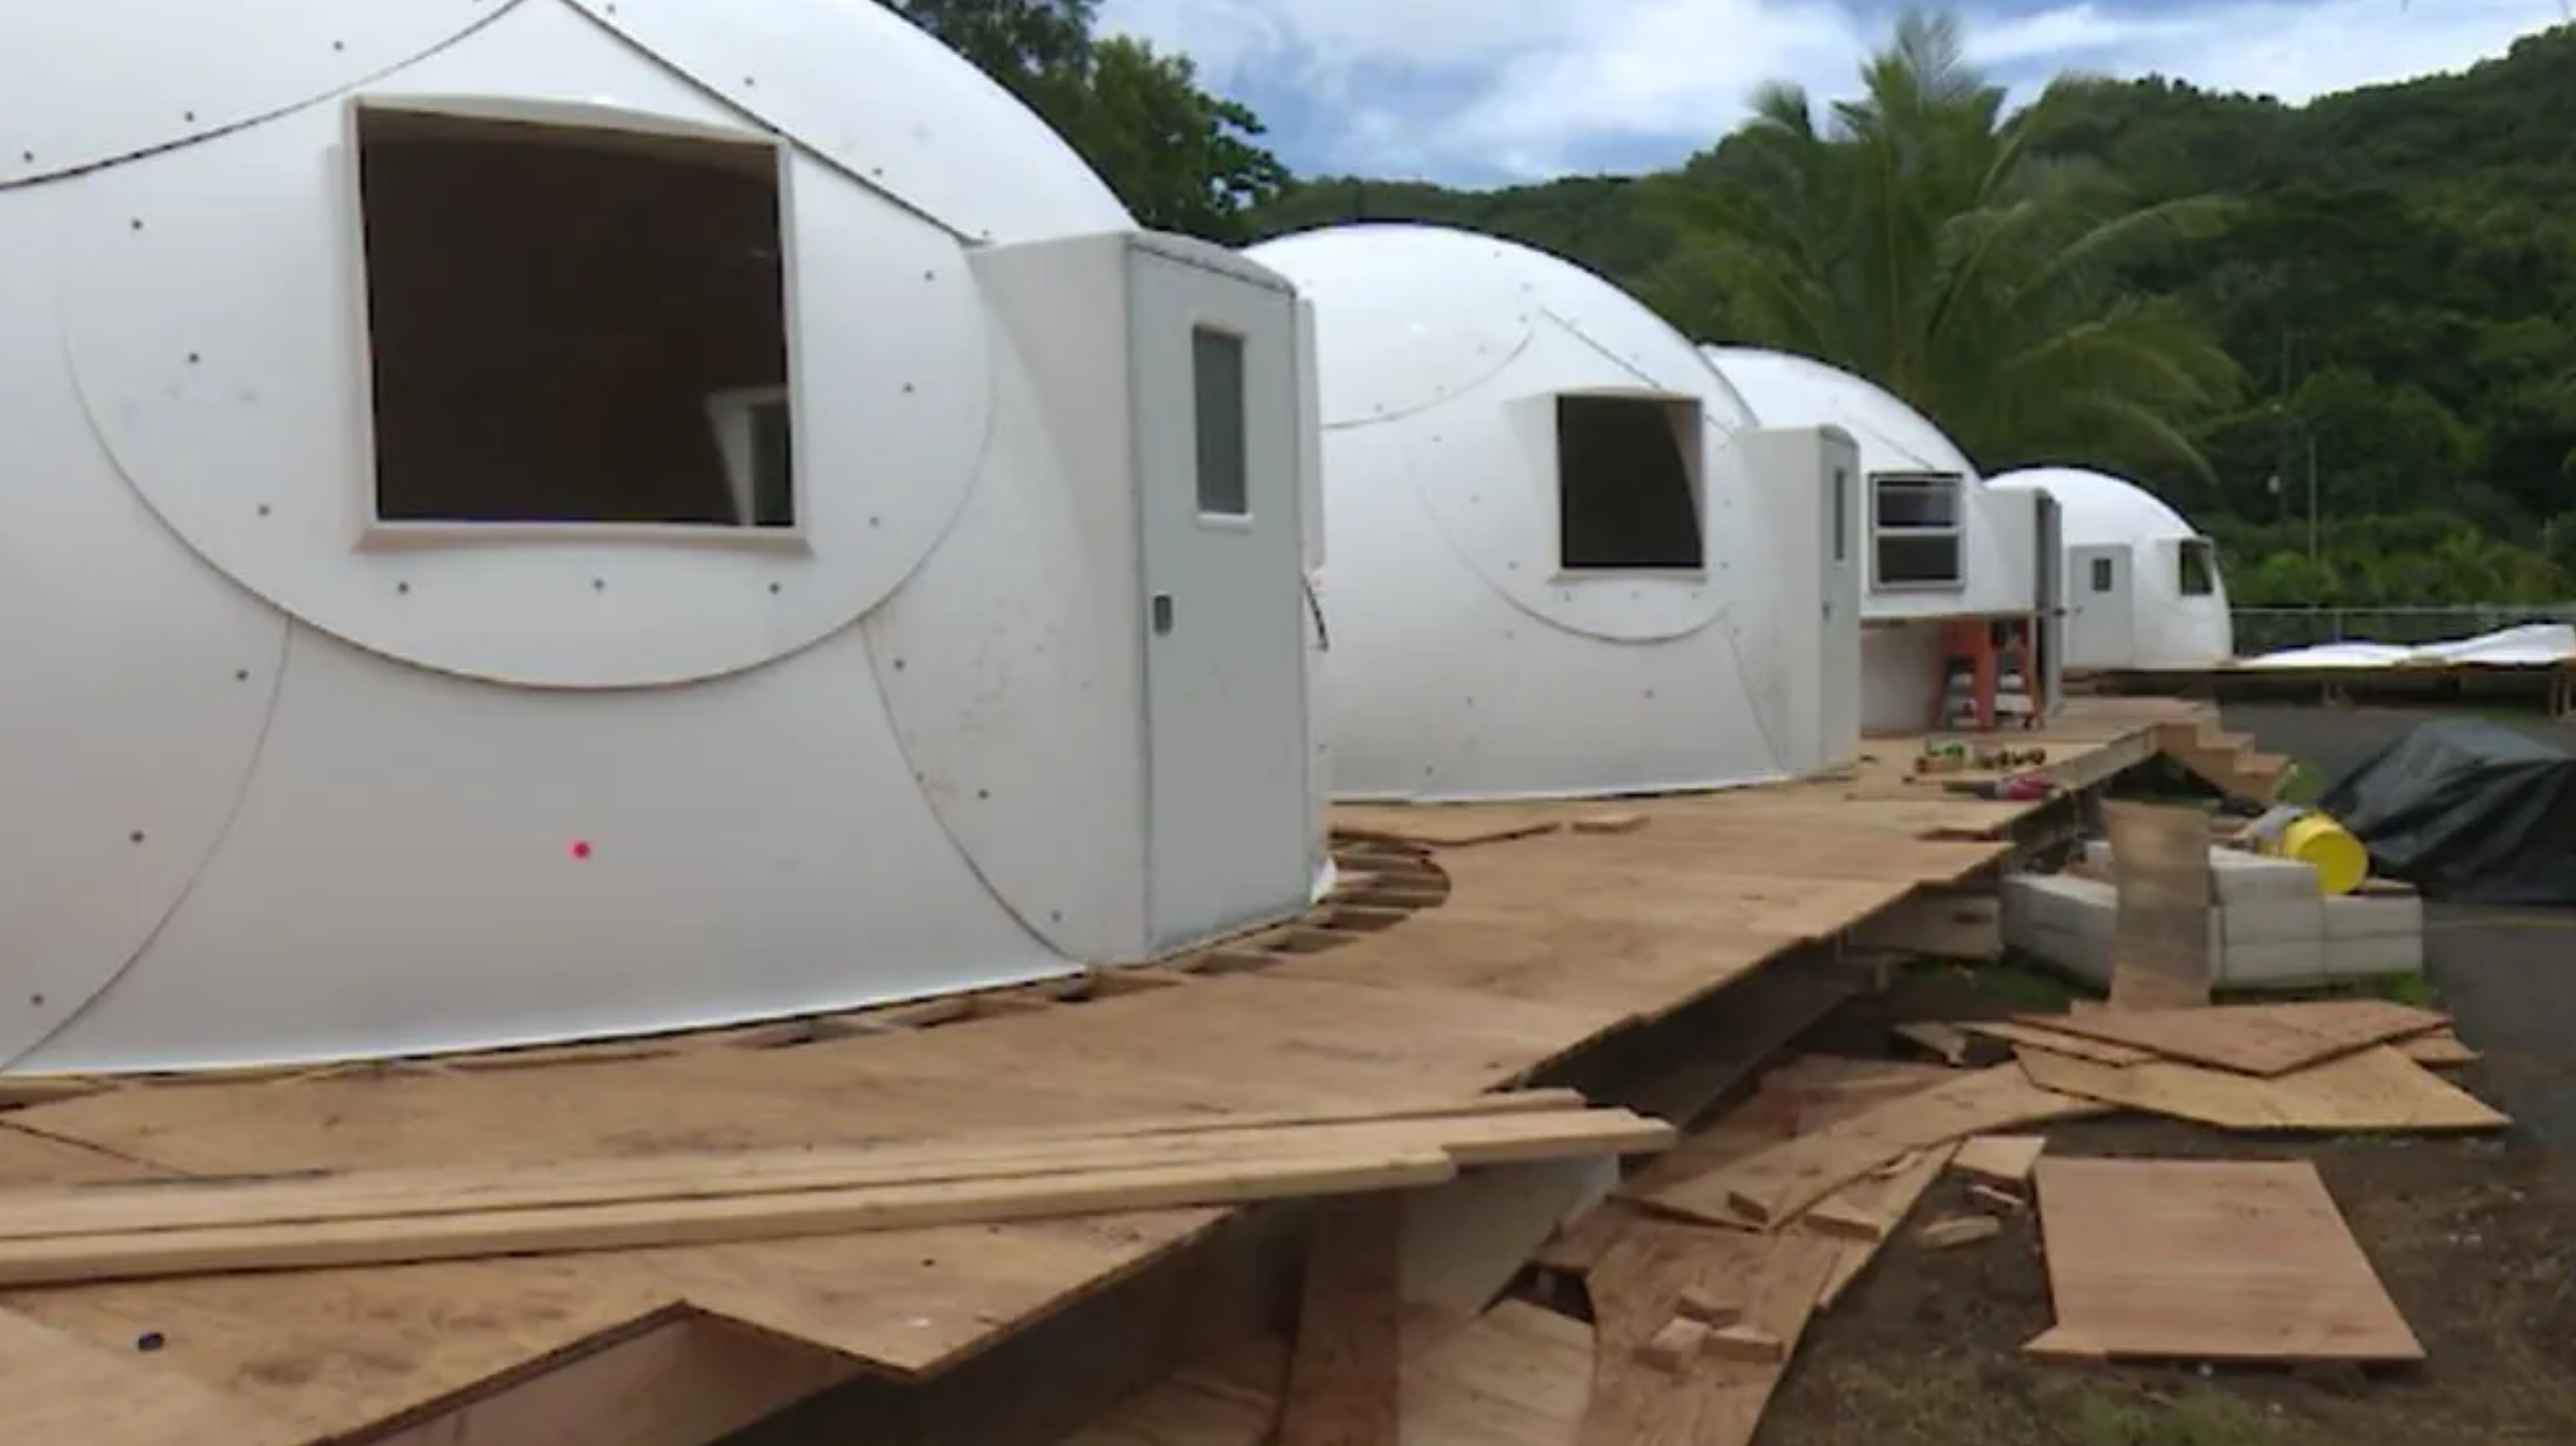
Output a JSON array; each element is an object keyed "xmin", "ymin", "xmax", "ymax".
[
  {"xmin": 2024, "ymin": 1157, "xmax": 2423, "ymax": 1364},
  {"xmin": 1813, "ymin": 1145, "xmax": 1954, "ymax": 1311},
  {"xmin": 1958, "ymin": 1020, "xmax": 2155, "ymax": 1067},
  {"xmin": 2398, "ymin": 1030, "xmax": 2479, "ymax": 1068},
  {"xmin": 0, "ymin": 1099, "xmax": 1669, "ymax": 1246},
  {"xmin": 2013, "ymin": 999, "xmax": 2451, "ymax": 1078},
  {"xmin": 2013, "ymin": 1044, "xmax": 2509, "ymax": 1134},
  {"xmin": 1579, "ymin": 1219, "xmax": 1839, "ymax": 1446},
  {"xmin": 1951, "ymin": 1133, "xmax": 2049, "ymax": 1185},
  {"xmin": 1636, "ymin": 1317, "xmax": 1711, "ymax": 1372},
  {"xmin": 1892, "ymin": 1022, "xmax": 1973, "ymax": 1067},
  {"xmin": 1280, "ymin": 1194, "xmax": 1403, "ymax": 1446},
  {"xmin": 2102, "ymin": 800, "xmax": 2216, "ymax": 1010},
  {"xmin": 1917, "ymin": 1215, "xmax": 2003, "ymax": 1250},
  {"xmin": 0, "ymin": 1108, "xmax": 1676, "ymax": 1291},
  {"xmin": 1570, "ymin": 812, "xmax": 1649, "ymax": 836},
  {"xmin": 1643, "ymin": 1067, "xmax": 2110, "ymax": 1231}
]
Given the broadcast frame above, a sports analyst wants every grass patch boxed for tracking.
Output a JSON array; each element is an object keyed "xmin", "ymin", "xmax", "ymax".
[
  {"xmin": 1907, "ymin": 957, "xmax": 2090, "ymax": 1011},
  {"xmin": 2274, "ymin": 759, "xmax": 2327, "ymax": 807},
  {"xmin": 2070, "ymin": 1387, "xmax": 2280, "ymax": 1446}
]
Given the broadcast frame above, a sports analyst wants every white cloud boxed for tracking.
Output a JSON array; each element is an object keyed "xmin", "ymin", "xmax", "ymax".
[{"xmin": 1094, "ymin": 0, "xmax": 2569, "ymax": 181}]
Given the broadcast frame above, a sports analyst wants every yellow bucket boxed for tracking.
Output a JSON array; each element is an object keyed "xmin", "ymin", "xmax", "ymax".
[{"xmin": 2265, "ymin": 813, "xmax": 2370, "ymax": 897}]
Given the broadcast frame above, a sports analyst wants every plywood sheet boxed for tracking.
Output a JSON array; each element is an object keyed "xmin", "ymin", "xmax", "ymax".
[
  {"xmin": 2014, "ymin": 1045, "xmax": 2510, "ymax": 1133},
  {"xmin": 1643, "ymin": 1067, "xmax": 2110, "ymax": 1229},
  {"xmin": 1951, "ymin": 1134, "xmax": 2049, "ymax": 1185},
  {"xmin": 0, "ymin": 1306, "xmax": 308, "ymax": 1446},
  {"xmin": 2398, "ymin": 1030, "xmax": 2479, "ymax": 1068},
  {"xmin": 2102, "ymin": 802, "xmax": 2214, "ymax": 1010},
  {"xmin": 2019, "ymin": 1000, "xmax": 2448, "ymax": 1078},
  {"xmin": 1280, "ymin": 1196, "xmax": 1401, "ymax": 1446},
  {"xmin": 1578, "ymin": 1219, "xmax": 1838, "ymax": 1446},
  {"xmin": 2026, "ymin": 1157, "xmax": 2422, "ymax": 1364},
  {"xmin": 1958, "ymin": 1020, "xmax": 2155, "ymax": 1067}
]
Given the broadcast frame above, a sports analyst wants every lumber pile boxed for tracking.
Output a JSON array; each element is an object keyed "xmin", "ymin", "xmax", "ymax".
[
  {"xmin": 1506, "ymin": 996, "xmax": 2508, "ymax": 1445},
  {"xmin": 0, "ymin": 1092, "xmax": 1670, "ymax": 1289}
]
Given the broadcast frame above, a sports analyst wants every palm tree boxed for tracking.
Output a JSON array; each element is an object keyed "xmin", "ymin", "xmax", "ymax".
[{"xmin": 1648, "ymin": 8, "xmax": 2244, "ymax": 479}]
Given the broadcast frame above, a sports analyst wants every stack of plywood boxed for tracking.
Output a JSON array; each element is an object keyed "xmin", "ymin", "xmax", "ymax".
[{"xmin": 0, "ymin": 1093, "xmax": 1671, "ymax": 1291}]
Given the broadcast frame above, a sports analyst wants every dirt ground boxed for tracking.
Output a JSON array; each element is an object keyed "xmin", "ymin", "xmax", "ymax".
[{"xmin": 1762, "ymin": 731, "xmax": 2576, "ymax": 1446}]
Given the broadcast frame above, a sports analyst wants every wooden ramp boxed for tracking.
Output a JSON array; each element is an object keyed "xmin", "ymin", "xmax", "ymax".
[{"xmin": 0, "ymin": 715, "xmax": 2164, "ymax": 1446}]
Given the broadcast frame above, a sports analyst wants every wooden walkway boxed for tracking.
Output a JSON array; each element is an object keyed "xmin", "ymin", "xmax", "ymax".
[{"xmin": 1, "ymin": 707, "xmax": 2175, "ymax": 1446}]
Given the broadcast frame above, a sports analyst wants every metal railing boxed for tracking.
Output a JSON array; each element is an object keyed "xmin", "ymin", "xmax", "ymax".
[{"xmin": 2230, "ymin": 604, "xmax": 2576, "ymax": 656}]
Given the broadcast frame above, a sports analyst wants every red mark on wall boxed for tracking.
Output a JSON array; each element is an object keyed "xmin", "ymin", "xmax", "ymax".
[{"xmin": 569, "ymin": 840, "xmax": 593, "ymax": 861}]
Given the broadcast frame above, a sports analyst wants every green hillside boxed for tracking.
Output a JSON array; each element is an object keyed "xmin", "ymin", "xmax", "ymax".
[{"xmin": 889, "ymin": 1, "xmax": 2576, "ymax": 610}]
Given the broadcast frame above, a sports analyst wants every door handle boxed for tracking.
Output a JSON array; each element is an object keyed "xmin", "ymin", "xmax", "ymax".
[{"xmin": 1152, "ymin": 593, "xmax": 1175, "ymax": 636}]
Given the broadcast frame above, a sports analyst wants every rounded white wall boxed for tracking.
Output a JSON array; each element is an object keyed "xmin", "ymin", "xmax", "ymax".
[
  {"xmin": 1990, "ymin": 466, "xmax": 2236, "ymax": 669},
  {"xmin": 1249, "ymin": 225, "xmax": 1798, "ymax": 802},
  {"xmin": 0, "ymin": 0, "xmax": 1183, "ymax": 1074}
]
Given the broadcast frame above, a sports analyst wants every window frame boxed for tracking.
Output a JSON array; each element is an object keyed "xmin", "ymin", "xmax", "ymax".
[
  {"xmin": 1551, "ymin": 391, "xmax": 1709, "ymax": 578},
  {"xmin": 340, "ymin": 93, "xmax": 807, "ymax": 552},
  {"xmin": 1867, "ymin": 470, "xmax": 1967, "ymax": 592},
  {"xmin": 2177, "ymin": 536, "xmax": 2219, "ymax": 598}
]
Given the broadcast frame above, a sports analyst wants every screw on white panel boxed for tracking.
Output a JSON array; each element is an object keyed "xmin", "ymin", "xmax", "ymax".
[{"xmin": 395, "ymin": 581, "xmax": 411, "ymax": 594}]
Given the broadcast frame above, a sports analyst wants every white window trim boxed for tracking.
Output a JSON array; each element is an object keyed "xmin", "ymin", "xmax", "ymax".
[
  {"xmin": 2176, "ymin": 535, "xmax": 2219, "ymax": 598},
  {"xmin": 1868, "ymin": 471, "xmax": 1967, "ymax": 592},
  {"xmin": 340, "ymin": 93, "xmax": 808, "ymax": 551},
  {"xmin": 1551, "ymin": 390, "xmax": 1710, "ymax": 580}
]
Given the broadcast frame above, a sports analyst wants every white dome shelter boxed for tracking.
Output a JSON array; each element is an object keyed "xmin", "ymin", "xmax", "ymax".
[
  {"xmin": 0, "ymin": 0, "xmax": 1322, "ymax": 1074},
  {"xmin": 1990, "ymin": 466, "xmax": 2235, "ymax": 670},
  {"xmin": 1704, "ymin": 346, "xmax": 2049, "ymax": 732},
  {"xmin": 1246, "ymin": 225, "xmax": 1863, "ymax": 803}
]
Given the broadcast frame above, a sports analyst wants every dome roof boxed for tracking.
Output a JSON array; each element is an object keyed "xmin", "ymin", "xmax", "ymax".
[
  {"xmin": 1987, "ymin": 466, "xmax": 2203, "ymax": 547},
  {"xmin": 1264, "ymin": 225, "xmax": 1761, "ymax": 433},
  {"xmin": 1702, "ymin": 346, "xmax": 1978, "ymax": 479},
  {"xmin": 0, "ymin": 0, "xmax": 1130, "ymax": 243}
]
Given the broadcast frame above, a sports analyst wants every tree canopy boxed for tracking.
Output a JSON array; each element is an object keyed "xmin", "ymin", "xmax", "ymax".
[{"xmin": 891, "ymin": 0, "xmax": 2576, "ymax": 608}]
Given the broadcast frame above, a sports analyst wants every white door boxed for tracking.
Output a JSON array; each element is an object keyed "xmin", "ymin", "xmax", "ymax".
[
  {"xmin": 1818, "ymin": 447, "xmax": 1862, "ymax": 761},
  {"xmin": 2067, "ymin": 543, "xmax": 2132, "ymax": 670},
  {"xmin": 1129, "ymin": 244, "xmax": 1313, "ymax": 952}
]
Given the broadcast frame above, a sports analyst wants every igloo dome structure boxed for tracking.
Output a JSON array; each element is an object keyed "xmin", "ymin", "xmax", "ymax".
[
  {"xmin": 1989, "ymin": 466, "xmax": 2235, "ymax": 670},
  {"xmin": 0, "ymin": 0, "xmax": 1323, "ymax": 1074},
  {"xmin": 1704, "ymin": 346, "xmax": 2049, "ymax": 731},
  {"xmin": 1245, "ymin": 225, "xmax": 1863, "ymax": 803}
]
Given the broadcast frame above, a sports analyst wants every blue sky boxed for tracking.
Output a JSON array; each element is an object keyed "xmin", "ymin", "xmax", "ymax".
[{"xmin": 1094, "ymin": 0, "xmax": 2571, "ymax": 186}]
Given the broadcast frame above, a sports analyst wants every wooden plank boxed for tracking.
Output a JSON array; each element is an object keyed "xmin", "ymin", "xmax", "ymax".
[
  {"xmin": 2025, "ymin": 1158, "xmax": 2422, "ymax": 1364},
  {"xmin": 1577, "ymin": 1219, "xmax": 1838, "ymax": 1446},
  {"xmin": 0, "ymin": 1104, "xmax": 1662, "ymax": 1244},
  {"xmin": 1950, "ymin": 1134, "xmax": 2049, "ymax": 1185},
  {"xmin": 0, "ymin": 1147, "xmax": 1464, "ymax": 1291},
  {"xmin": 2397, "ymin": 1030, "xmax": 2479, "ymax": 1068},
  {"xmin": 1279, "ymin": 1196, "xmax": 1402, "ymax": 1446},
  {"xmin": 1332, "ymin": 808, "xmax": 1565, "ymax": 849},
  {"xmin": 1957, "ymin": 1020, "xmax": 2155, "ymax": 1067},
  {"xmin": 1641, "ymin": 1067, "xmax": 2111, "ymax": 1230},
  {"xmin": 2013, "ymin": 1045, "xmax": 2510, "ymax": 1133},
  {"xmin": 1812, "ymin": 1146, "xmax": 1954, "ymax": 1310},
  {"xmin": 1401, "ymin": 1300, "xmax": 1593, "ymax": 1445},
  {"xmin": 2012, "ymin": 1000, "xmax": 2450, "ymax": 1078},
  {"xmin": 2102, "ymin": 802, "xmax": 2215, "ymax": 1010}
]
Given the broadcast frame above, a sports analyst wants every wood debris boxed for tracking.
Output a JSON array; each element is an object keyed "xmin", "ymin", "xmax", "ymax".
[
  {"xmin": 1917, "ymin": 1215, "xmax": 2004, "ymax": 1250},
  {"xmin": 2013, "ymin": 1042, "xmax": 2509, "ymax": 1133},
  {"xmin": 1704, "ymin": 1323, "xmax": 1787, "ymax": 1364},
  {"xmin": 1637, "ymin": 1317, "xmax": 1712, "ymax": 1372},
  {"xmin": 1643, "ymin": 1066, "xmax": 2109, "ymax": 1229},
  {"xmin": 2014, "ymin": 998, "xmax": 2448, "ymax": 1078},
  {"xmin": 0, "ymin": 1097, "xmax": 1673, "ymax": 1290},
  {"xmin": 1951, "ymin": 1133, "xmax": 2049, "ymax": 1184}
]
